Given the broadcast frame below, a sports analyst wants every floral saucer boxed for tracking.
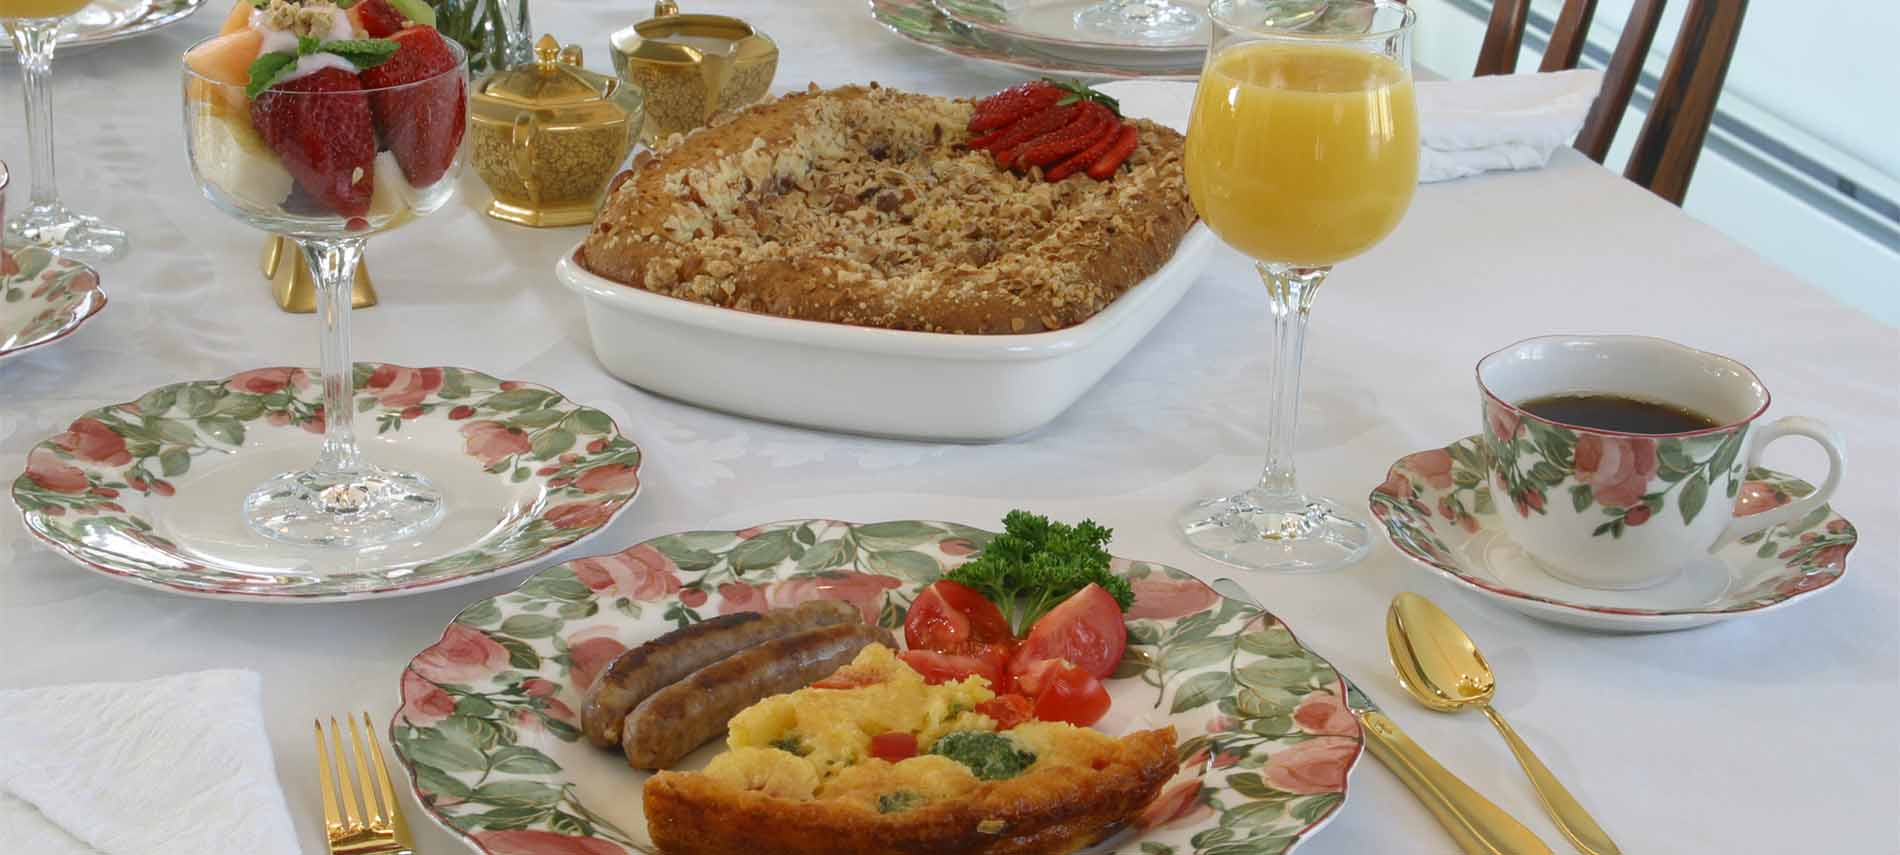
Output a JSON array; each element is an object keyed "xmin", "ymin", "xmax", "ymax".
[
  {"xmin": 1369, "ymin": 436, "xmax": 1855, "ymax": 632},
  {"xmin": 11, "ymin": 364, "xmax": 642, "ymax": 601},
  {"xmin": 0, "ymin": 243, "xmax": 107, "ymax": 362},
  {"xmin": 392, "ymin": 519, "xmax": 1368, "ymax": 855}
]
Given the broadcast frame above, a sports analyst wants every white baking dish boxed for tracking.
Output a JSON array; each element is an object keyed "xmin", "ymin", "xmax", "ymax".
[
  {"xmin": 556, "ymin": 79, "xmax": 1215, "ymax": 441},
  {"xmin": 557, "ymin": 224, "xmax": 1215, "ymax": 441}
]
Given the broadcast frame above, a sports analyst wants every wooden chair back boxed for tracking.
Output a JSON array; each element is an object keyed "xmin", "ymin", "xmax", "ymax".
[{"xmin": 1474, "ymin": 0, "xmax": 1749, "ymax": 205}]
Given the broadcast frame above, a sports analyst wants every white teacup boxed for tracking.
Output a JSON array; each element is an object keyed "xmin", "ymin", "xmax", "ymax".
[{"xmin": 1477, "ymin": 335, "xmax": 1846, "ymax": 589}]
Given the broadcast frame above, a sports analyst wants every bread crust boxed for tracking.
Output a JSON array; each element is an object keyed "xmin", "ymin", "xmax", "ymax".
[
  {"xmin": 580, "ymin": 84, "xmax": 1196, "ymax": 335},
  {"xmin": 642, "ymin": 726, "xmax": 1177, "ymax": 855}
]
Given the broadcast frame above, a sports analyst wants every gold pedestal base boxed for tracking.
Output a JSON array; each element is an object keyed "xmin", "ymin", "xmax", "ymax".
[
  {"xmin": 262, "ymin": 236, "xmax": 378, "ymax": 313},
  {"xmin": 485, "ymin": 197, "xmax": 599, "ymax": 228}
]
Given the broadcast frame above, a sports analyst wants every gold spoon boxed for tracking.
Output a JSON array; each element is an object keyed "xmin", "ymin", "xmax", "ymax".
[{"xmin": 1386, "ymin": 593, "xmax": 1622, "ymax": 855}]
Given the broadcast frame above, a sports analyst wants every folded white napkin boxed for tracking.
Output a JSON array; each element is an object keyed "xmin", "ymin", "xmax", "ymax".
[
  {"xmin": 1416, "ymin": 69, "xmax": 1604, "ymax": 183},
  {"xmin": 0, "ymin": 670, "xmax": 300, "ymax": 855}
]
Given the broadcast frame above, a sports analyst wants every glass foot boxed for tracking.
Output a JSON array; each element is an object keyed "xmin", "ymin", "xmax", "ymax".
[
  {"xmin": 1179, "ymin": 490, "xmax": 1372, "ymax": 573},
  {"xmin": 1074, "ymin": 0, "xmax": 1205, "ymax": 42},
  {"xmin": 244, "ymin": 464, "xmax": 445, "ymax": 548},
  {"xmin": 6, "ymin": 203, "xmax": 128, "ymax": 262}
]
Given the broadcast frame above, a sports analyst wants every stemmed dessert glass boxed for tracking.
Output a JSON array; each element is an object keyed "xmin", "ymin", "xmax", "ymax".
[
  {"xmin": 182, "ymin": 40, "xmax": 468, "ymax": 547},
  {"xmin": 1178, "ymin": 0, "xmax": 1418, "ymax": 572},
  {"xmin": 2, "ymin": 0, "xmax": 130, "ymax": 259}
]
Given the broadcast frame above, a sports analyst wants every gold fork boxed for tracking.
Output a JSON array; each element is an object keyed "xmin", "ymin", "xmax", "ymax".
[{"xmin": 314, "ymin": 713, "xmax": 416, "ymax": 855}]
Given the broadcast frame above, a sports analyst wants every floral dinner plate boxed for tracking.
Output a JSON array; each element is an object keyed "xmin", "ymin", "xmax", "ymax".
[
  {"xmin": 392, "ymin": 519, "xmax": 1369, "ymax": 855},
  {"xmin": 1369, "ymin": 436, "xmax": 1856, "ymax": 632},
  {"xmin": 11, "ymin": 363, "xmax": 642, "ymax": 601},
  {"xmin": 0, "ymin": 243, "xmax": 107, "ymax": 362}
]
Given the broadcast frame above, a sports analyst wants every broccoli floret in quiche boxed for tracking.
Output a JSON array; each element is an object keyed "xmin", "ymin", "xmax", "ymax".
[{"xmin": 928, "ymin": 731, "xmax": 1036, "ymax": 781}]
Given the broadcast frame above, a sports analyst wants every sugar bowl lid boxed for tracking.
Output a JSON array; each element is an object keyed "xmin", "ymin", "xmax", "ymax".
[{"xmin": 474, "ymin": 34, "xmax": 633, "ymax": 112}]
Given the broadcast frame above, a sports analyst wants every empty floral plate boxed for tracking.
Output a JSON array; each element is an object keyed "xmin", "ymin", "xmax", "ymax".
[
  {"xmin": 1369, "ymin": 436, "xmax": 1856, "ymax": 632},
  {"xmin": 0, "ymin": 243, "xmax": 107, "ymax": 362},
  {"xmin": 392, "ymin": 519, "xmax": 1368, "ymax": 855},
  {"xmin": 11, "ymin": 364, "xmax": 642, "ymax": 601}
]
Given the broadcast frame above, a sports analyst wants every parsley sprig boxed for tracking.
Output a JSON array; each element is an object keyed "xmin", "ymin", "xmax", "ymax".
[{"xmin": 945, "ymin": 510, "xmax": 1134, "ymax": 637}]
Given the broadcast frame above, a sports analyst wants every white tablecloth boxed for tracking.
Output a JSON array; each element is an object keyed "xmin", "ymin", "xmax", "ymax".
[{"xmin": 3, "ymin": 2, "xmax": 1897, "ymax": 853}]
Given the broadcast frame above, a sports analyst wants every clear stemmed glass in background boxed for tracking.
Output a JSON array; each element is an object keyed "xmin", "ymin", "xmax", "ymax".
[
  {"xmin": 1073, "ymin": 0, "xmax": 1204, "ymax": 43},
  {"xmin": 2, "ymin": 0, "xmax": 130, "ymax": 260},
  {"xmin": 182, "ymin": 40, "xmax": 468, "ymax": 548},
  {"xmin": 1178, "ymin": 0, "xmax": 1419, "ymax": 572}
]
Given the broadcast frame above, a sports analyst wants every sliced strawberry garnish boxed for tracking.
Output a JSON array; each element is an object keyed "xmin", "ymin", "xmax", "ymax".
[
  {"xmin": 1014, "ymin": 101, "xmax": 1115, "ymax": 171},
  {"xmin": 358, "ymin": 26, "xmax": 465, "ymax": 188},
  {"xmin": 1085, "ymin": 124, "xmax": 1140, "ymax": 181},
  {"xmin": 969, "ymin": 80, "xmax": 1063, "ymax": 133},
  {"xmin": 251, "ymin": 67, "xmax": 377, "ymax": 218},
  {"xmin": 1044, "ymin": 120, "xmax": 1121, "ymax": 182},
  {"xmin": 988, "ymin": 103, "xmax": 1078, "ymax": 163}
]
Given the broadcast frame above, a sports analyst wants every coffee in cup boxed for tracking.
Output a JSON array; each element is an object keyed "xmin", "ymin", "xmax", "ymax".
[{"xmin": 1476, "ymin": 335, "xmax": 1846, "ymax": 589}]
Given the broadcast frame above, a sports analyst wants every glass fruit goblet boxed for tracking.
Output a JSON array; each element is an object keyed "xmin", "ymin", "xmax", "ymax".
[
  {"xmin": 1178, "ymin": 0, "xmax": 1418, "ymax": 572},
  {"xmin": 183, "ymin": 35, "xmax": 468, "ymax": 548},
  {"xmin": 2, "ymin": 1, "xmax": 130, "ymax": 260}
]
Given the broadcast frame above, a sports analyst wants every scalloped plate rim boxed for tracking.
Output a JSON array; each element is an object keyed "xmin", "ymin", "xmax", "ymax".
[
  {"xmin": 10, "ymin": 362, "xmax": 645, "ymax": 603},
  {"xmin": 1370, "ymin": 435, "xmax": 1854, "ymax": 629},
  {"xmin": 0, "ymin": 244, "xmax": 108, "ymax": 362}
]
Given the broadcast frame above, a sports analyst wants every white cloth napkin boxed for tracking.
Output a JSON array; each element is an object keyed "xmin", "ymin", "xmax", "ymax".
[
  {"xmin": 1416, "ymin": 69, "xmax": 1604, "ymax": 182},
  {"xmin": 0, "ymin": 670, "xmax": 301, "ymax": 855}
]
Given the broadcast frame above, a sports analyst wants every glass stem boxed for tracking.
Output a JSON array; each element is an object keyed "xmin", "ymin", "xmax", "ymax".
[
  {"xmin": 1255, "ymin": 263, "xmax": 1328, "ymax": 500},
  {"xmin": 303, "ymin": 238, "xmax": 365, "ymax": 476},
  {"xmin": 8, "ymin": 19, "xmax": 63, "ymax": 211}
]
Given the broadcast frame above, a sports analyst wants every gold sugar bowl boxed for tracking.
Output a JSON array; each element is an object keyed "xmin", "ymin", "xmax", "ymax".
[
  {"xmin": 470, "ymin": 35, "xmax": 644, "ymax": 227},
  {"xmin": 609, "ymin": 1, "xmax": 778, "ymax": 143}
]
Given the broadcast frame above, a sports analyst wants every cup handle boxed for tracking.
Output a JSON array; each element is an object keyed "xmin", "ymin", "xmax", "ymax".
[{"xmin": 1715, "ymin": 416, "xmax": 1846, "ymax": 549}]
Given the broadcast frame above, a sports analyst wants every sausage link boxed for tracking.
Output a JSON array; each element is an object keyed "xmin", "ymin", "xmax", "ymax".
[
  {"xmin": 622, "ymin": 623, "xmax": 895, "ymax": 769},
  {"xmin": 581, "ymin": 600, "xmax": 861, "ymax": 748}
]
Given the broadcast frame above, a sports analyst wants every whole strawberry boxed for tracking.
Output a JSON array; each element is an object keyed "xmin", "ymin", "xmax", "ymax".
[
  {"xmin": 353, "ymin": 0, "xmax": 405, "ymax": 37},
  {"xmin": 251, "ymin": 67, "xmax": 377, "ymax": 218},
  {"xmin": 359, "ymin": 26, "xmax": 465, "ymax": 188}
]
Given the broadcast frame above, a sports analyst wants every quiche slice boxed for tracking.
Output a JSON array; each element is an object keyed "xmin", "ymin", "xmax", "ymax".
[{"xmin": 643, "ymin": 645, "xmax": 1177, "ymax": 855}]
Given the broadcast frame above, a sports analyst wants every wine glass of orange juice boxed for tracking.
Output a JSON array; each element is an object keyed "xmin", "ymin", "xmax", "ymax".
[
  {"xmin": 2, "ymin": 0, "xmax": 129, "ymax": 260},
  {"xmin": 1179, "ymin": 0, "xmax": 1418, "ymax": 573}
]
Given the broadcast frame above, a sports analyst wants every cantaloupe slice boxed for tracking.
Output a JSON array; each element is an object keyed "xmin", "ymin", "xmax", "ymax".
[
  {"xmin": 185, "ymin": 28, "xmax": 263, "ymax": 115},
  {"xmin": 216, "ymin": 0, "xmax": 253, "ymax": 35}
]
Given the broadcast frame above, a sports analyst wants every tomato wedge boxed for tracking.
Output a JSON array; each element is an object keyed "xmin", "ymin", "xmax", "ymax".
[
  {"xmin": 900, "ymin": 648, "xmax": 1007, "ymax": 691},
  {"xmin": 870, "ymin": 732, "xmax": 919, "ymax": 762},
  {"xmin": 974, "ymin": 694, "xmax": 1035, "ymax": 729},
  {"xmin": 1030, "ymin": 661, "xmax": 1111, "ymax": 727},
  {"xmin": 1013, "ymin": 583, "xmax": 1127, "ymax": 679},
  {"xmin": 905, "ymin": 580, "xmax": 1013, "ymax": 653}
]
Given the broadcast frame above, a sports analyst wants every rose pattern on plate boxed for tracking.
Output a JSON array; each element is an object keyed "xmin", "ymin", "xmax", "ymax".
[
  {"xmin": 392, "ymin": 520, "xmax": 1367, "ymax": 855},
  {"xmin": 1370, "ymin": 436, "xmax": 1856, "ymax": 618},
  {"xmin": 0, "ymin": 245, "xmax": 106, "ymax": 360},
  {"xmin": 1481, "ymin": 397, "xmax": 1752, "ymax": 538},
  {"xmin": 9, "ymin": 363, "xmax": 643, "ymax": 599}
]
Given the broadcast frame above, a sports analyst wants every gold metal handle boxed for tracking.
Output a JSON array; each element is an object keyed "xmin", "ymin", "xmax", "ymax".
[
  {"xmin": 1481, "ymin": 706, "xmax": 1622, "ymax": 855},
  {"xmin": 1357, "ymin": 711, "xmax": 1554, "ymax": 855},
  {"xmin": 511, "ymin": 112, "xmax": 540, "ymax": 206}
]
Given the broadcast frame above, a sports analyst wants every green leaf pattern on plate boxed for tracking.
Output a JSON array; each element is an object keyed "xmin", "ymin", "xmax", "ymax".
[
  {"xmin": 1371, "ymin": 437, "xmax": 1854, "ymax": 617},
  {"xmin": 392, "ymin": 521, "xmax": 1364, "ymax": 855},
  {"xmin": 1, "ymin": 246, "xmax": 104, "ymax": 357},
  {"xmin": 11, "ymin": 363, "xmax": 642, "ymax": 598}
]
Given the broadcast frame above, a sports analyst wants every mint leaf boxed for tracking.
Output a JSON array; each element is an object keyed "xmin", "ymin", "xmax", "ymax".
[
  {"xmin": 297, "ymin": 35, "xmax": 320, "ymax": 55},
  {"xmin": 245, "ymin": 52, "xmax": 297, "ymax": 100},
  {"xmin": 320, "ymin": 38, "xmax": 400, "ymax": 70},
  {"xmin": 247, "ymin": 0, "xmax": 267, "ymax": 8}
]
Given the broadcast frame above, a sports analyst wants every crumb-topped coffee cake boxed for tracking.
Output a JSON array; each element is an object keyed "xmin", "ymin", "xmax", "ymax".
[{"xmin": 578, "ymin": 83, "xmax": 1196, "ymax": 334}]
